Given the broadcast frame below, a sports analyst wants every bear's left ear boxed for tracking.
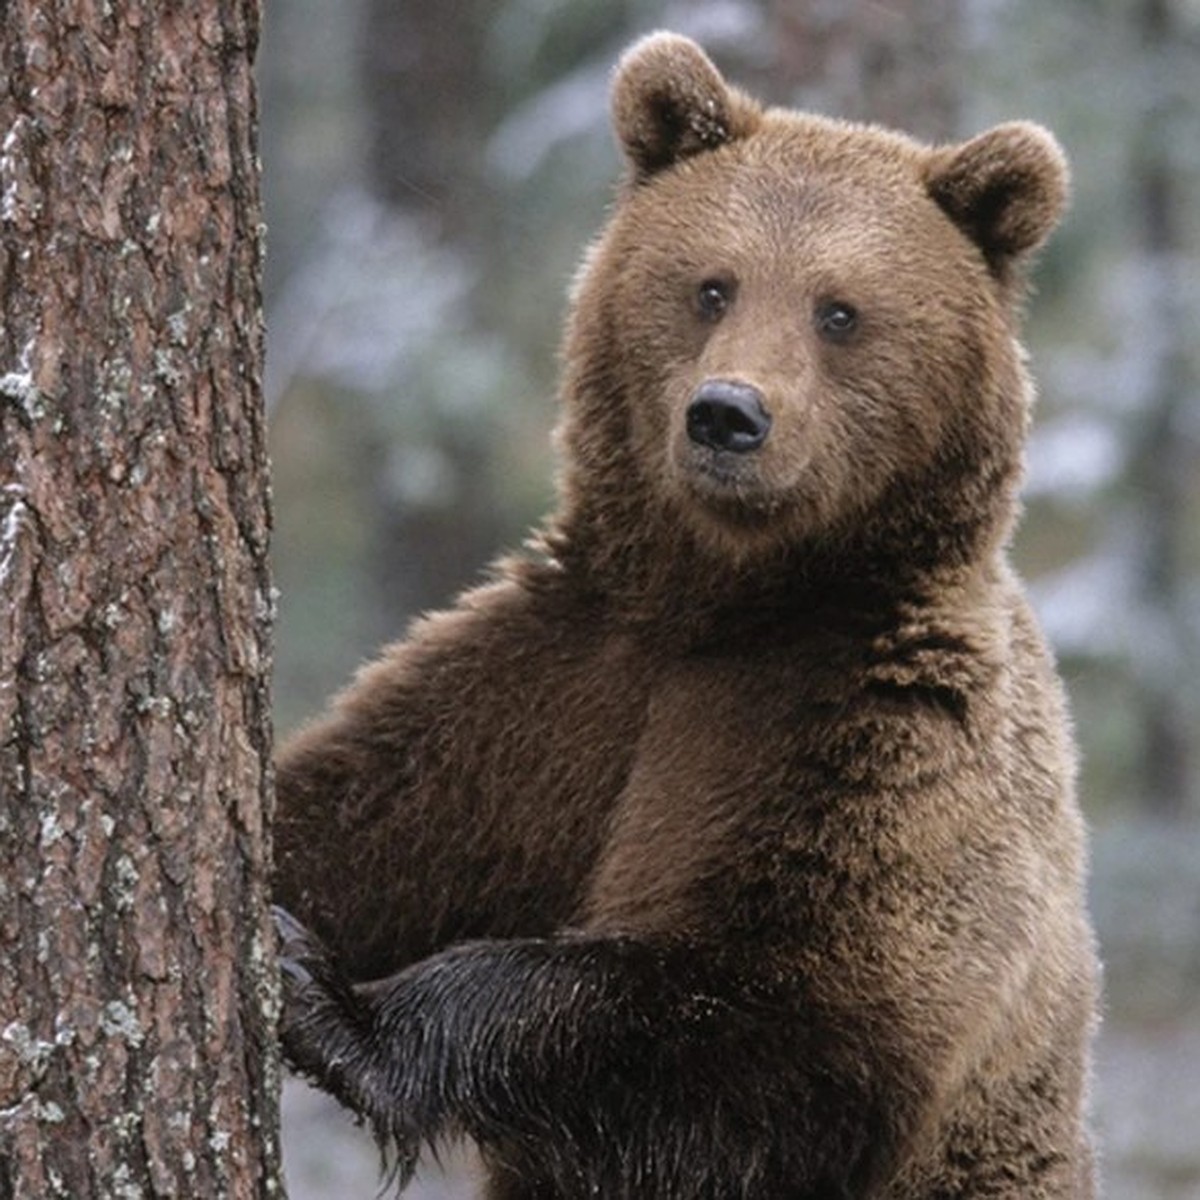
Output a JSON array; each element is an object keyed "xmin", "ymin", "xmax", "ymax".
[
  {"xmin": 925, "ymin": 122, "xmax": 1069, "ymax": 278},
  {"xmin": 611, "ymin": 32, "xmax": 760, "ymax": 180}
]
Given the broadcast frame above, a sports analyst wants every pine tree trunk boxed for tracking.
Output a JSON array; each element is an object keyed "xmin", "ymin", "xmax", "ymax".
[
  {"xmin": 358, "ymin": 0, "xmax": 506, "ymax": 627},
  {"xmin": 768, "ymin": 0, "xmax": 963, "ymax": 141},
  {"xmin": 1128, "ymin": 0, "xmax": 1196, "ymax": 818},
  {"xmin": 0, "ymin": 2, "xmax": 281, "ymax": 1196}
]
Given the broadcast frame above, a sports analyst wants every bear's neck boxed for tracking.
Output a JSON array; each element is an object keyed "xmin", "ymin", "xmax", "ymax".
[{"xmin": 542, "ymin": 450, "xmax": 1020, "ymax": 642}]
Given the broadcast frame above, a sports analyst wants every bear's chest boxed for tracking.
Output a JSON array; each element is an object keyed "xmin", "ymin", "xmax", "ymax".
[
  {"xmin": 628, "ymin": 654, "xmax": 813, "ymax": 797},
  {"xmin": 580, "ymin": 651, "xmax": 854, "ymax": 927},
  {"xmin": 621, "ymin": 640, "xmax": 890, "ymax": 798},
  {"xmin": 579, "ymin": 640, "xmax": 978, "ymax": 940}
]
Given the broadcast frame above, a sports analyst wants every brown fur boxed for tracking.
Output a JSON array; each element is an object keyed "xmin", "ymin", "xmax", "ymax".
[{"xmin": 275, "ymin": 32, "xmax": 1098, "ymax": 1198}]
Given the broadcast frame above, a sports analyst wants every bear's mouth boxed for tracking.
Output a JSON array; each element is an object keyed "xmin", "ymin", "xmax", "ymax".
[{"xmin": 679, "ymin": 451, "xmax": 782, "ymax": 523}]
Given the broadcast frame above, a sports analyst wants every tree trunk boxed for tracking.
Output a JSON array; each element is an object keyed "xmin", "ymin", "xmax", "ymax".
[
  {"xmin": 0, "ymin": 2, "xmax": 281, "ymax": 1197},
  {"xmin": 767, "ymin": 0, "xmax": 963, "ymax": 141},
  {"xmin": 359, "ymin": 0, "xmax": 507, "ymax": 626},
  {"xmin": 361, "ymin": 0, "xmax": 497, "ymax": 242},
  {"xmin": 1127, "ymin": 0, "xmax": 1197, "ymax": 818}
]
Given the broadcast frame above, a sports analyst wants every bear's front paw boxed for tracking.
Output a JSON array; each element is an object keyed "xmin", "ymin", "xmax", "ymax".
[
  {"xmin": 272, "ymin": 906, "xmax": 368, "ymax": 1085},
  {"xmin": 272, "ymin": 907, "xmax": 422, "ymax": 1177},
  {"xmin": 274, "ymin": 904, "xmax": 329, "ymax": 989}
]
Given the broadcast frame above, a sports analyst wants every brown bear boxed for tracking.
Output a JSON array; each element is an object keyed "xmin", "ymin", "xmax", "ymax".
[{"xmin": 274, "ymin": 31, "xmax": 1100, "ymax": 1200}]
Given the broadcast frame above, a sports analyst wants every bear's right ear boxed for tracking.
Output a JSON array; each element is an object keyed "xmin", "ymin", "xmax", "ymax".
[
  {"xmin": 611, "ymin": 32, "xmax": 759, "ymax": 180},
  {"xmin": 925, "ymin": 122, "xmax": 1070, "ymax": 280}
]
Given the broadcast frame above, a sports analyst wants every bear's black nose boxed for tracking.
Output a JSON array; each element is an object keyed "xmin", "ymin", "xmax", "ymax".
[{"xmin": 686, "ymin": 380, "xmax": 772, "ymax": 453}]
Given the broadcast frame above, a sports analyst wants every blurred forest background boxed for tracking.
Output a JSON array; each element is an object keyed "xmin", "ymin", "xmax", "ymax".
[{"xmin": 258, "ymin": 1, "xmax": 1200, "ymax": 1196}]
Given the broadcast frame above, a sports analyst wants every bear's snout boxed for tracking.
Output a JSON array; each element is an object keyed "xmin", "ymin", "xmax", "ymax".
[{"xmin": 686, "ymin": 380, "xmax": 771, "ymax": 454}]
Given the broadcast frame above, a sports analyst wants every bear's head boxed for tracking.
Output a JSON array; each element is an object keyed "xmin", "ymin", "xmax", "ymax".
[{"xmin": 553, "ymin": 33, "xmax": 1068, "ymax": 602}]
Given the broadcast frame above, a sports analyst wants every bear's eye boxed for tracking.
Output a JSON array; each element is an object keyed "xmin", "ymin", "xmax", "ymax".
[
  {"xmin": 696, "ymin": 279, "xmax": 733, "ymax": 321},
  {"xmin": 815, "ymin": 300, "xmax": 859, "ymax": 342}
]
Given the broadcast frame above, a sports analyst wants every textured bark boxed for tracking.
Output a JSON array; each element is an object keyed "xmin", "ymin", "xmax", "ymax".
[{"xmin": 0, "ymin": 2, "xmax": 280, "ymax": 1197}]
